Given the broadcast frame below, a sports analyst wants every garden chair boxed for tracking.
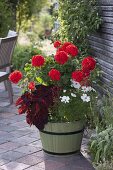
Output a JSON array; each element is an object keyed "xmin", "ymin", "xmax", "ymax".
[
  {"xmin": 0, "ymin": 35, "xmax": 18, "ymax": 104},
  {"xmin": 7, "ymin": 30, "xmax": 17, "ymax": 37}
]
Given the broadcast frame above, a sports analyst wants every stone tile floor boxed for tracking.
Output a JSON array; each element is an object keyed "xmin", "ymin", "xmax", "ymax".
[{"xmin": 0, "ymin": 82, "xmax": 95, "ymax": 170}]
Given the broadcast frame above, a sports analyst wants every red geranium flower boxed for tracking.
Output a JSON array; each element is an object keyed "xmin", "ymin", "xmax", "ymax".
[
  {"xmin": 28, "ymin": 82, "xmax": 35, "ymax": 91},
  {"xmin": 56, "ymin": 42, "xmax": 73, "ymax": 53},
  {"xmin": 49, "ymin": 69, "xmax": 61, "ymax": 81},
  {"xmin": 72, "ymin": 70, "xmax": 84, "ymax": 82},
  {"xmin": 9, "ymin": 70, "xmax": 22, "ymax": 84},
  {"xmin": 54, "ymin": 40, "xmax": 61, "ymax": 48},
  {"xmin": 82, "ymin": 56, "xmax": 96, "ymax": 72},
  {"xmin": 54, "ymin": 51, "xmax": 68, "ymax": 65},
  {"xmin": 32, "ymin": 55, "xmax": 45, "ymax": 67},
  {"xmin": 66, "ymin": 45, "xmax": 79, "ymax": 57},
  {"xmin": 61, "ymin": 42, "xmax": 73, "ymax": 51}
]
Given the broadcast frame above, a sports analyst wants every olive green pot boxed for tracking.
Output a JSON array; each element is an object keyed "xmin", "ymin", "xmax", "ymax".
[{"xmin": 39, "ymin": 121, "xmax": 84, "ymax": 155}]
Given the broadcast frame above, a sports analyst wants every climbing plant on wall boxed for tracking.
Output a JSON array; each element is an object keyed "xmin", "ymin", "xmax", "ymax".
[{"xmin": 58, "ymin": 0, "xmax": 101, "ymax": 55}]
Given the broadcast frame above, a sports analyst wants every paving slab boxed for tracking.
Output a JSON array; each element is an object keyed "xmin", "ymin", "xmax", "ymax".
[
  {"xmin": 16, "ymin": 154, "xmax": 44, "ymax": 166},
  {"xmin": 0, "ymin": 83, "xmax": 95, "ymax": 170},
  {"xmin": 0, "ymin": 161, "xmax": 30, "ymax": 170},
  {"xmin": 0, "ymin": 151, "xmax": 27, "ymax": 161},
  {"xmin": 14, "ymin": 145, "xmax": 41, "ymax": 154},
  {"xmin": 0, "ymin": 159, "xmax": 10, "ymax": 166}
]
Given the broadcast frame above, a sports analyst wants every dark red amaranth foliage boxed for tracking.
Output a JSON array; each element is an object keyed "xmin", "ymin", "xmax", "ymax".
[{"xmin": 16, "ymin": 85, "xmax": 60, "ymax": 130}]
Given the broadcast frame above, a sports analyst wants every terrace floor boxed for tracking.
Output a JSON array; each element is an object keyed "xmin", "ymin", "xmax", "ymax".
[{"xmin": 0, "ymin": 82, "xmax": 95, "ymax": 170}]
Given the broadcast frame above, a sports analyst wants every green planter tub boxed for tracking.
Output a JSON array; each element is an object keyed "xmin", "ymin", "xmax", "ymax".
[{"xmin": 39, "ymin": 121, "xmax": 84, "ymax": 155}]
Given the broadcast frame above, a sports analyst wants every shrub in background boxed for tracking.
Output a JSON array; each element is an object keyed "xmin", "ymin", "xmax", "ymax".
[
  {"xmin": 0, "ymin": 0, "xmax": 14, "ymax": 36},
  {"xmin": 12, "ymin": 44, "xmax": 44, "ymax": 71},
  {"xmin": 57, "ymin": 0, "xmax": 101, "ymax": 55}
]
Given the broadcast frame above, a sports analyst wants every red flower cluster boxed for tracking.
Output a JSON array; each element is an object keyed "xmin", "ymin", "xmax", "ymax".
[
  {"xmin": 32, "ymin": 55, "xmax": 45, "ymax": 67},
  {"xmin": 82, "ymin": 56, "xmax": 96, "ymax": 73},
  {"xmin": 55, "ymin": 51, "xmax": 68, "ymax": 65},
  {"xmin": 72, "ymin": 70, "xmax": 84, "ymax": 82},
  {"xmin": 56, "ymin": 42, "xmax": 79, "ymax": 57},
  {"xmin": 66, "ymin": 45, "xmax": 78, "ymax": 57},
  {"xmin": 54, "ymin": 40, "xmax": 61, "ymax": 48},
  {"xmin": 49, "ymin": 69, "xmax": 61, "ymax": 81},
  {"xmin": 71, "ymin": 56, "xmax": 96, "ymax": 83},
  {"xmin": 61, "ymin": 42, "xmax": 72, "ymax": 51},
  {"xmin": 9, "ymin": 70, "xmax": 22, "ymax": 84}
]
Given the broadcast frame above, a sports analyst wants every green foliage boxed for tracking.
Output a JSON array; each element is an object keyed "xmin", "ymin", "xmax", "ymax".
[
  {"xmin": 0, "ymin": 0, "xmax": 14, "ymax": 36},
  {"xmin": 89, "ymin": 94, "xmax": 113, "ymax": 165},
  {"xmin": 89, "ymin": 125, "xmax": 113, "ymax": 163},
  {"xmin": 12, "ymin": 44, "xmax": 44, "ymax": 71},
  {"xmin": 26, "ymin": 12, "xmax": 53, "ymax": 43},
  {"xmin": 57, "ymin": 0, "xmax": 101, "ymax": 55},
  {"xmin": 0, "ymin": 0, "xmax": 49, "ymax": 36},
  {"xmin": 49, "ymin": 92, "xmax": 92, "ymax": 122},
  {"xmin": 94, "ymin": 161, "xmax": 113, "ymax": 170},
  {"xmin": 16, "ymin": 0, "xmax": 49, "ymax": 31},
  {"xmin": 90, "ymin": 94, "xmax": 113, "ymax": 131}
]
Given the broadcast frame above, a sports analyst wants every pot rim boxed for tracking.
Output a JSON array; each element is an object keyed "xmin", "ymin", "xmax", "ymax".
[{"xmin": 47, "ymin": 120, "xmax": 85, "ymax": 124}]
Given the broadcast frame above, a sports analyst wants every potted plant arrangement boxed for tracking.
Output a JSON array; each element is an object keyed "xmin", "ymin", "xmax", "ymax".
[{"xmin": 9, "ymin": 40, "xmax": 96, "ymax": 155}]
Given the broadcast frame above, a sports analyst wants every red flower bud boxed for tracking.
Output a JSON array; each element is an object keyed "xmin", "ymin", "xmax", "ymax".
[
  {"xmin": 54, "ymin": 40, "xmax": 61, "ymax": 48},
  {"xmin": 28, "ymin": 82, "xmax": 35, "ymax": 91}
]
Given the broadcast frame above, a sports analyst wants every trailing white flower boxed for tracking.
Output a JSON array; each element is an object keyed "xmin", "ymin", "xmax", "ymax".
[
  {"xmin": 81, "ymin": 86, "xmax": 92, "ymax": 93},
  {"xmin": 71, "ymin": 79, "xmax": 81, "ymax": 89},
  {"xmin": 71, "ymin": 93, "xmax": 76, "ymax": 97},
  {"xmin": 63, "ymin": 90, "xmax": 66, "ymax": 93},
  {"xmin": 81, "ymin": 94, "xmax": 90, "ymax": 102},
  {"xmin": 60, "ymin": 96, "xmax": 70, "ymax": 103}
]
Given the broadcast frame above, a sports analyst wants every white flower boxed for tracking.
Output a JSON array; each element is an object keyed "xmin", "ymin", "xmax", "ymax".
[
  {"xmin": 81, "ymin": 94, "xmax": 90, "ymax": 102},
  {"xmin": 71, "ymin": 80, "xmax": 81, "ymax": 89},
  {"xmin": 81, "ymin": 86, "xmax": 92, "ymax": 93},
  {"xmin": 63, "ymin": 90, "xmax": 66, "ymax": 93},
  {"xmin": 60, "ymin": 96, "xmax": 70, "ymax": 103},
  {"xmin": 71, "ymin": 93, "xmax": 76, "ymax": 97},
  {"xmin": 81, "ymin": 86, "xmax": 96, "ymax": 93}
]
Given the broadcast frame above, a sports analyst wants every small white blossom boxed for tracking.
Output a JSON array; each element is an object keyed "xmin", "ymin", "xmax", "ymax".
[
  {"xmin": 63, "ymin": 90, "xmax": 66, "ymax": 93},
  {"xmin": 71, "ymin": 80, "xmax": 81, "ymax": 89},
  {"xmin": 81, "ymin": 94, "xmax": 90, "ymax": 102},
  {"xmin": 81, "ymin": 86, "xmax": 92, "ymax": 93},
  {"xmin": 60, "ymin": 96, "xmax": 70, "ymax": 103},
  {"xmin": 71, "ymin": 93, "xmax": 76, "ymax": 97}
]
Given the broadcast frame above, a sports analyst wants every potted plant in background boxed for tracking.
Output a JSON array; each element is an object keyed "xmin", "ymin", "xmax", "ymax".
[{"xmin": 9, "ymin": 40, "xmax": 97, "ymax": 155}]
